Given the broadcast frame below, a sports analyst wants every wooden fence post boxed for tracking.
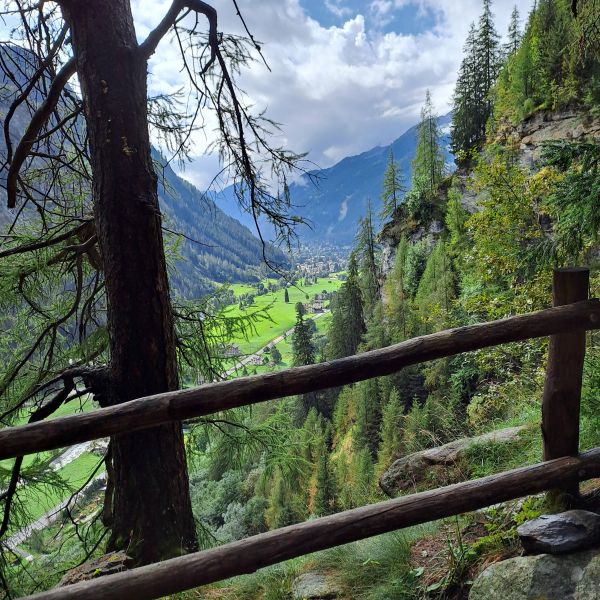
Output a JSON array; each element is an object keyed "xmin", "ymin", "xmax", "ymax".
[{"xmin": 542, "ymin": 267, "xmax": 589, "ymax": 502}]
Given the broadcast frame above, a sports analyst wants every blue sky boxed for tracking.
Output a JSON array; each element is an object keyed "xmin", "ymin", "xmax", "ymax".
[{"xmin": 301, "ymin": 0, "xmax": 437, "ymax": 35}]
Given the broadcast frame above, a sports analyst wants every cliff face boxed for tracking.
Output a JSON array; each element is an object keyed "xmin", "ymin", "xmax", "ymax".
[
  {"xmin": 497, "ymin": 108, "xmax": 600, "ymax": 169},
  {"xmin": 379, "ymin": 107, "xmax": 600, "ymax": 280}
]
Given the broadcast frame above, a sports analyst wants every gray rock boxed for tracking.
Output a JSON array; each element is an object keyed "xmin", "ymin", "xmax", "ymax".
[
  {"xmin": 469, "ymin": 550, "xmax": 600, "ymax": 600},
  {"xmin": 379, "ymin": 426, "xmax": 525, "ymax": 496},
  {"xmin": 291, "ymin": 571, "xmax": 341, "ymax": 599},
  {"xmin": 518, "ymin": 510, "xmax": 600, "ymax": 555}
]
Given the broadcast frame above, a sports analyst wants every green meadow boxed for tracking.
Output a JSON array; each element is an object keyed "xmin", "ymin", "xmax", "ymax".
[{"xmin": 222, "ymin": 277, "xmax": 342, "ymax": 355}]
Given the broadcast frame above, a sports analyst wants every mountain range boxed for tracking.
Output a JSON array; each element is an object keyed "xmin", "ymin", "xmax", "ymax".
[{"xmin": 211, "ymin": 113, "xmax": 453, "ymax": 245}]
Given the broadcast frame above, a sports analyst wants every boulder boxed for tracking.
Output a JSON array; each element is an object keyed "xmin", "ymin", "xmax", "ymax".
[
  {"xmin": 518, "ymin": 510, "xmax": 600, "ymax": 554},
  {"xmin": 291, "ymin": 571, "xmax": 341, "ymax": 599},
  {"xmin": 57, "ymin": 551, "xmax": 131, "ymax": 587},
  {"xmin": 379, "ymin": 426, "xmax": 525, "ymax": 496},
  {"xmin": 469, "ymin": 550, "xmax": 600, "ymax": 600}
]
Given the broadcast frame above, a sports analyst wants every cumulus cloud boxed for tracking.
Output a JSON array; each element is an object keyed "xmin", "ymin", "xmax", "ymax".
[{"xmin": 132, "ymin": 0, "xmax": 534, "ymax": 189}]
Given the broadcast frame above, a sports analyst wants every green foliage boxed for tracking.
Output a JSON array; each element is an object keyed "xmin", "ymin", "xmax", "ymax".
[
  {"xmin": 292, "ymin": 307, "xmax": 315, "ymax": 367},
  {"xmin": 537, "ymin": 141, "xmax": 600, "ymax": 263},
  {"xmin": 494, "ymin": 0, "xmax": 600, "ymax": 123},
  {"xmin": 380, "ymin": 149, "xmax": 407, "ymax": 220},
  {"xmin": 412, "ymin": 90, "xmax": 446, "ymax": 196}
]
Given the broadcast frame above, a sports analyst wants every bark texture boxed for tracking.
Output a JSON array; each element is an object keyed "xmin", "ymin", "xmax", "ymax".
[{"xmin": 61, "ymin": 0, "xmax": 197, "ymax": 563}]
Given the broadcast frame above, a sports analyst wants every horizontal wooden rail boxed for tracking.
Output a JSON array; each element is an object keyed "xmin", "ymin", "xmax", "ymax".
[
  {"xmin": 24, "ymin": 447, "xmax": 600, "ymax": 600},
  {"xmin": 1, "ymin": 299, "xmax": 599, "ymax": 461}
]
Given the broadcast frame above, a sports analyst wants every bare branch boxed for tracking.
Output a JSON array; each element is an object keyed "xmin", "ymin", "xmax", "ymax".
[
  {"xmin": 6, "ymin": 56, "xmax": 76, "ymax": 208},
  {"xmin": 139, "ymin": 0, "xmax": 217, "ymax": 62}
]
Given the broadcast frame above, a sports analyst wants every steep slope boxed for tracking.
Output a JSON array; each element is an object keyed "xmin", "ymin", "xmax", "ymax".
[
  {"xmin": 155, "ymin": 154, "xmax": 287, "ymax": 297},
  {"xmin": 213, "ymin": 113, "xmax": 453, "ymax": 245}
]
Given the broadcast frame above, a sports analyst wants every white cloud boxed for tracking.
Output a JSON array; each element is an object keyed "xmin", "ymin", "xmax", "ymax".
[{"xmin": 131, "ymin": 0, "xmax": 535, "ymax": 189}]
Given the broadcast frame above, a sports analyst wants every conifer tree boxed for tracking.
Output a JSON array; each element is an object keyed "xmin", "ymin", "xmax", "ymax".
[
  {"xmin": 476, "ymin": 0, "xmax": 502, "ymax": 104},
  {"xmin": 385, "ymin": 236, "xmax": 411, "ymax": 340},
  {"xmin": 377, "ymin": 388, "xmax": 404, "ymax": 474},
  {"xmin": 292, "ymin": 306, "xmax": 315, "ymax": 367},
  {"xmin": 380, "ymin": 149, "xmax": 406, "ymax": 220},
  {"xmin": 313, "ymin": 427, "xmax": 335, "ymax": 516},
  {"xmin": 327, "ymin": 253, "xmax": 365, "ymax": 359},
  {"xmin": 353, "ymin": 448, "xmax": 375, "ymax": 507},
  {"xmin": 505, "ymin": 5, "xmax": 522, "ymax": 57},
  {"xmin": 415, "ymin": 241, "xmax": 454, "ymax": 333},
  {"xmin": 356, "ymin": 202, "xmax": 380, "ymax": 323},
  {"xmin": 284, "ymin": 288, "xmax": 290, "ymax": 303},
  {"xmin": 412, "ymin": 90, "xmax": 446, "ymax": 196},
  {"xmin": 271, "ymin": 346, "xmax": 283, "ymax": 365},
  {"xmin": 451, "ymin": 0, "xmax": 502, "ymax": 159},
  {"xmin": 353, "ymin": 378, "xmax": 382, "ymax": 459},
  {"xmin": 451, "ymin": 22, "xmax": 479, "ymax": 158}
]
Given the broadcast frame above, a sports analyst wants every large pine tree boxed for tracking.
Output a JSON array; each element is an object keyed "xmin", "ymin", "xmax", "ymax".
[
  {"xmin": 292, "ymin": 305, "xmax": 315, "ymax": 367},
  {"xmin": 327, "ymin": 253, "xmax": 365, "ymax": 359},
  {"xmin": 451, "ymin": 0, "xmax": 502, "ymax": 160},
  {"xmin": 504, "ymin": 5, "xmax": 522, "ymax": 57}
]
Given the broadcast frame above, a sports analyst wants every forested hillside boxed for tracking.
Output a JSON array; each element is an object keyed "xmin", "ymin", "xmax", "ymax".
[{"xmin": 185, "ymin": 2, "xmax": 600, "ymax": 598}]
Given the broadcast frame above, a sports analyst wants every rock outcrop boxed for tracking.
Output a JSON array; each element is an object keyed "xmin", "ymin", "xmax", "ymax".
[
  {"xmin": 518, "ymin": 510, "xmax": 600, "ymax": 555},
  {"xmin": 497, "ymin": 108, "xmax": 600, "ymax": 170},
  {"xmin": 291, "ymin": 571, "xmax": 342, "ymax": 599},
  {"xmin": 469, "ymin": 549, "xmax": 600, "ymax": 600},
  {"xmin": 379, "ymin": 426, "xmax": 526, "ymax": 496}
]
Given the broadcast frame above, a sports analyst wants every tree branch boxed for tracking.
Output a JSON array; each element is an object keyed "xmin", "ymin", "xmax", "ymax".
[
  {"xmin": 139, "ymin": 0, "xmax": 218, "ymax": 62},
  {"xmin": 0, "ymin": 221, "xmax": 90, "ymax": 260},
  {"xmin": 6, "ymin": 56, "xmax": 76, "ymax": 209}
]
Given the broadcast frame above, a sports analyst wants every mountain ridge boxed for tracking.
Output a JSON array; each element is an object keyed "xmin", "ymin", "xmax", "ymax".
[{"xmin": 210, "ymin": 113, "xmax": 453, "ymax": 245}]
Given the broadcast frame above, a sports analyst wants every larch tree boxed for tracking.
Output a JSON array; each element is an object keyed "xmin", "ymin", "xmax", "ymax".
[
  {"xmin": 0, "ymin": 0, "xmax": 302, "ymax": 572},
  {"xmin": 379, "ymin": 149, "xmax": 406, "ymax": 220},
  {"xmin": 411, "ymin": 89, "xmax": 445, "ymax": 195},
  {"xmin": 504, "ymin": 5, "xmax": 522, "ymax": 57},
  {"xmin": 356, "ymin": 201, "xmax": 380, "ymax": 323}
]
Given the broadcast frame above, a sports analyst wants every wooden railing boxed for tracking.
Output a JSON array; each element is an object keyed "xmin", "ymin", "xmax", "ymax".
[{"xmin": 4, "ymin": 267, "xmax": 599, "ymax": 600}]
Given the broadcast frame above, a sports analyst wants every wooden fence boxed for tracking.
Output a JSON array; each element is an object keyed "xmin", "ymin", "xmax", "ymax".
[{"xmin": 3, "ymin": 267, "xmax": 599, "ymax": 600}]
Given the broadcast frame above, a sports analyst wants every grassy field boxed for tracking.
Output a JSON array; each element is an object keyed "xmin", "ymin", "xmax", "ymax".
[
  {"xmin": 222, "ymin": 277, "xmax": 342, "ymax": 355},
  {"xmin": 239, "ymin": 312, "xmax": 332, "ymax": 376}
]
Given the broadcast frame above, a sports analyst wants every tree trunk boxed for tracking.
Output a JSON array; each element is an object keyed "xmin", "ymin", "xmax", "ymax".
[{"xmin": 61, "ymin": 0, "xmax": 198, "ymax": 564}]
